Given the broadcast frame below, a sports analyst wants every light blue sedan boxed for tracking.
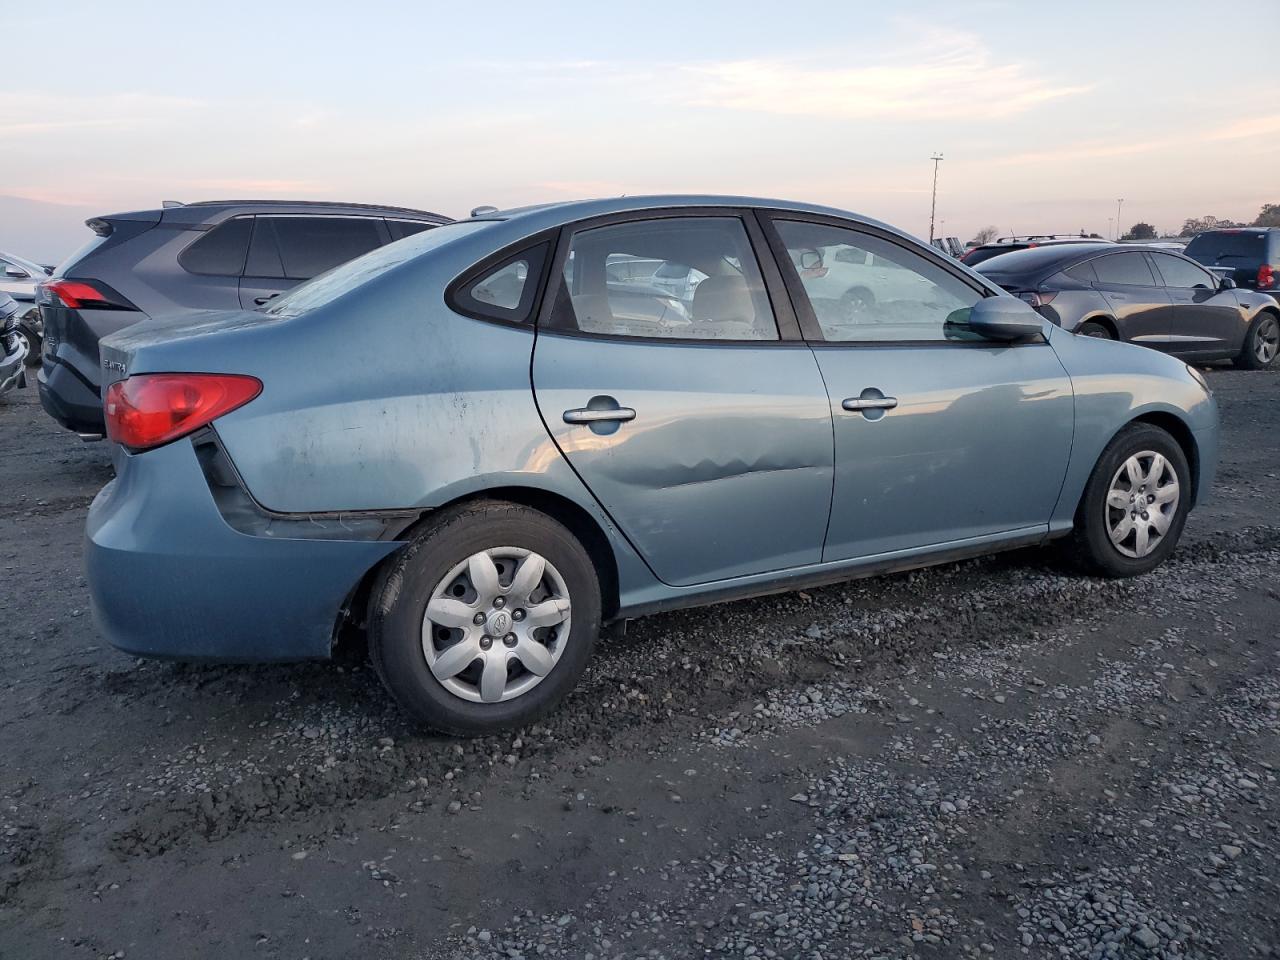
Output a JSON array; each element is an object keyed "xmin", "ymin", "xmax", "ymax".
[{"xmin": 88, "ymin": 196, "xmax": 1218, "ymax": 734}]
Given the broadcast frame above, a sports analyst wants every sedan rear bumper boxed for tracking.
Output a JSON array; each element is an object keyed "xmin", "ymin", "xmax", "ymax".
[{"xmin": 86, "ymin": 437, "xmax": 401, "ymax": 661}]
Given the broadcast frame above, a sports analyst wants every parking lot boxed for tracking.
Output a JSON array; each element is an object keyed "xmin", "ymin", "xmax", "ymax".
[{"xmin": 1, "ymin": 366, "xmax": 1277, "ymax": 959}]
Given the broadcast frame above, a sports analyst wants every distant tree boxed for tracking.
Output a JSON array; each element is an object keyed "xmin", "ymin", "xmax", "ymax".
[
  {"xmin": 1123, "ymin": 222, "xmax": 1157, "ymax": 240},
  {"xmin": 971, "ymin": 225, "xmax": 998, "ymax": 245},
  {"xmin": 1253, "ymin": 203, "xmax": 1280, "ymax": 228},
  {"xmin": 1180, "ymin": 215, "xmax": 1242, "ymax": 237}
]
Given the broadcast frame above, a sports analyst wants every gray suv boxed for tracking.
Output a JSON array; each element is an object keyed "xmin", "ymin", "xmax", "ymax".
[{"xmin": 37, "ymin": 200, "xmax": 450, "ymax": 435}]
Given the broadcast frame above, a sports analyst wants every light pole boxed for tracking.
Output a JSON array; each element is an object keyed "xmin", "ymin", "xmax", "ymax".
[
  {"xmin": 1116, "ymin": 198, "xmax": 1124, "ymax": 239},
  {"xmin": 928, "ymin": 153, "xmax": 944, "ymax": 242}
]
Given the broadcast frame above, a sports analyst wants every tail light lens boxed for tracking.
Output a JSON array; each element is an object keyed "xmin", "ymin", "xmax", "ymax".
[
  {"xmin": 1017, "ymin": 291, "xmax": 1058, "ymax": 307},
  {"xmin": 105, "ymin": 373, "xmax": 262, "ymax": 451},
  {"xmin": 37, "ymin": 278, "xmax": 134, "ymax": 310},
  {"xmin": 1258, "ymin": 264, "xmax": 1275, "ymax": 290}
]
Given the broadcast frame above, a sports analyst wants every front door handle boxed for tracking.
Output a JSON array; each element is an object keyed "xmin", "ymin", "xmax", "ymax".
[
  {"xmin": 842, "ymin": 396, "xmax": 898, "ymax": 412},
  {"xmin": 563, "ymin": 407, "xmax": 637, "ymax": 424}
]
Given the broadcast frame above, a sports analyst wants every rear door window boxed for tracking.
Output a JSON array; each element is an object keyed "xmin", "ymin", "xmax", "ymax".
[
  {"xmin": 178, "ymin": 217, "xmax": 253, "ymax": 276},
  {"xmin": 1092, "ymin": 252, "xmax": 1158, "ymax": 286},
  {"xmin": 266, "ymin": 216, "xmax": 388, "ymax": 280},
  {"xmin": 548, "ymin": 216, "xmax": 778, "ymax": 341}
]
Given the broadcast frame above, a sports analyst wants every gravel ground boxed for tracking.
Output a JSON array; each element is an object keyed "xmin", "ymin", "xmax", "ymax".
[{"xmin": 0, "ymin": 365, "xmax": 1276, "ymax": 960}]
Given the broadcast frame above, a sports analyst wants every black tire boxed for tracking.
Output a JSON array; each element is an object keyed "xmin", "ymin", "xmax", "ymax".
[
  {"xmin": 18, "ymin": 323, "xmax": 41, "ymax": 367},
  {"xmin": 367, "ymin": 500, "xmax": 600, "ymax": 736},
  {"xmin": 1077, "ymin": 321, "xmax": 1114, "ymax": 340},
  {"xmin": 1066, "ymin": 423, "xmax": 1190, "ymax": 578},
  {"xmin": 1232, "ymin": 311, "xmax": 1279, "ymax": 370}
]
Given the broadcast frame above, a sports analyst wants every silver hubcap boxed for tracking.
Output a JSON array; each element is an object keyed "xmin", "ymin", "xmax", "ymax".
[
  {"xmin": 1255, "ymin": 317, "xmax": 1279, "ymax": 364},
  {"xmin": 421, "ymin": 548, "xmax": 571, "ymax": 704},
  {"xmin": 1105, "ymin": 451, "xmax": 1180, "ymax": 559}
]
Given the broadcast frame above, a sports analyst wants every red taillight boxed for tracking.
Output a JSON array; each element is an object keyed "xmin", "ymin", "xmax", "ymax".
[
  {"xmin": 1258, "ymin": 264, "xmax": 1275, "ymax": 290},
  {"xmin": 38, "ymin": 278, "xmax": 132, "ymax": 310},
  {"xmin": 104, "ymin": 374, "xmax": 262, "ymax": 450},
  {"xmin": 801, "ymin": 267, "xmax": 829, "ymax": 279}
]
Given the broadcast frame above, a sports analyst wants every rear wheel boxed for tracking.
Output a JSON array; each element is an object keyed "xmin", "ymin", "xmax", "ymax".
[
  {"xmin": 1077, "ymin": 321, "xmax": 1114, "ymax": 340},
  {"xmin": 1233, "ymin": 311, "xmax": 1279, "ymax": 370},
  {"xmin": 1066, "ymin": 423, "xmax": 1190, "ymax": 577},
  {"xmin": 17, "ymin": 324, "xmax": 41, "ymax": 367},
  {"xmin": 368, "ymin": 501, "xmax": 600, "ymax": 735}
]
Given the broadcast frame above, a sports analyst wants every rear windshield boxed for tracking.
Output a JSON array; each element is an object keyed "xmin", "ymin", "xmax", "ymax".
[
  {"xmin": 1185, "ymin": 231, "xmax": 1269, "ymax": 265},
  {"xmin": 962, "ymin": 245, "xmax": 1029, "ymax": 266},
  {"xmin": 266, "ymin": 220, "xmax": 487, "ymax": 319},
  {"xmin": 973, "ymin": 243, "xmax": 1111, "ymax": 278},
  {"xmin": 52, "ymin": 234, "xmax": 108, "ymax": 278}
]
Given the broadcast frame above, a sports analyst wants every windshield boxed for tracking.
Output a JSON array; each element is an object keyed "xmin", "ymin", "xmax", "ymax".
[{"xmin": 265, "ymin": 220, "xmax": 487, "ymax": 318}]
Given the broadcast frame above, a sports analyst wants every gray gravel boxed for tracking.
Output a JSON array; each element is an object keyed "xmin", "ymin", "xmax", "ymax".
[{"xmin": 1, "ymin": 366, "xmax": 1278, "ymax": 959}]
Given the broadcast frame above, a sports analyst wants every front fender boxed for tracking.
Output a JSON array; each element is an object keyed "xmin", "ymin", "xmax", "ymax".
[{"xmin": 1048, "ymin": 331, "xmax": 1218, "ymax": 530}]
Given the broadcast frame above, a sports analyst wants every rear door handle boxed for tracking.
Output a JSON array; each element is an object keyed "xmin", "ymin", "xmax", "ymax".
[
  {"xmin": 563, "ymin": 407, "xmax": 637, "ymax": 424},
  {"xmin": 842, "ymin": 396, "xmax": 898, "ymax": 411}
]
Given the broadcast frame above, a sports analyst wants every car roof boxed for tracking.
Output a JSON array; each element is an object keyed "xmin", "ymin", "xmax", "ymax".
[
  {"xmin": 975, "ymin": 237, "xmax": 1101, "ymax": 249},
  {"xmin": 974, "ymin": 242, "xmax": 1126, "ymax": 277},
  {"xmin": 465, "ymin": 194, "xmax": 911, "ymax": 241},
  {"xmin": 105, "ymin": 199, "xmax": 452, "ymax": 226},
  {"xmin": 1195, "ymin": 226, "xmax": 1274, "ymax": 234}
]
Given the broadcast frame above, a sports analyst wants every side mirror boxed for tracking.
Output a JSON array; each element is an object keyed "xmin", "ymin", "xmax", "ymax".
[
  {"xmin": 4, "ymin": 266, "xmax": 29, "ymax": 279},
  {"xmin": 966, "ymin": 296, "xmax": 1045, "ymax": 341},
  {"xmin": 1219, "ymin": 276, "xmax": 1237, "ymax": 291},
  {"xmin": 797, "ymin": 249, "xmax": 823, "ymax": 271}
]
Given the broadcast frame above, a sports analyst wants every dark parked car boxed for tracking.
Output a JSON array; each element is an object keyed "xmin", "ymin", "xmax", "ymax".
[
  {"xmin": 37, "ymin": 200, "xmax": 450, "ymax": 436},
  {"xmin": 88, "ymin": 195, "xmax": 1218, "ymax": 734},
  {"xmin": 976, "ymin": 243, "xmax": 1280, "ymax": 369},
  {"xmin": 1184, "ymin": 228, "xmax": 1279, "ymax": 301},
  {"xmin": 1, "ymin": 293, "xmax": 29, "ymax": 397},
  {"xmin": 960, "ymin": 235, "xmax": 1105, "ymax": 267}
]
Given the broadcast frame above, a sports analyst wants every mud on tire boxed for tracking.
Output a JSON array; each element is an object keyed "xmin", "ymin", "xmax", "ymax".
[
  {"xmin": 367, "ymin": 500, "xmax": 601, "ymax": 736},
  {"xmin": 1065, "ymin": 423, "xmax": 1191, "ymax": 578}
]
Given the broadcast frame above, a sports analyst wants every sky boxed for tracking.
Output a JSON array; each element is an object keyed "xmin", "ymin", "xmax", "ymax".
[{"xmin": 2, "ymin": 0, "xmax": 1278, "ymax": 262}]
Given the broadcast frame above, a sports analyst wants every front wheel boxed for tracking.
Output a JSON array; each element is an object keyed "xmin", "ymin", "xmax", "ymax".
[
  {"xmin": 1066, "ymin": 423, "xmax": 1190, "ymax": 577},
  {"xmin": 1233, "ymin": 311, "xmax": 1279, "ymax": 370},
  {"xmin": 367, "ymin": 501, "xmax": 600, "ymax": 735},
  {"xmin": 1077, "ymin": 321, "xmax": 1114, "ymax": 340}
]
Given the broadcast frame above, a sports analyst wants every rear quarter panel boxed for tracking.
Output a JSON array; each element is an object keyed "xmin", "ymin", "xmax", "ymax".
[
  {"xmin": 1048, "ymin": 330, "xmax": 1218, "ymax": 529},
  {"xmin": 110, "ymin": 234, "xmax": 661, "ymax": 602}
]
